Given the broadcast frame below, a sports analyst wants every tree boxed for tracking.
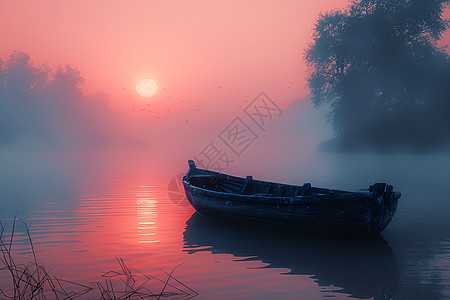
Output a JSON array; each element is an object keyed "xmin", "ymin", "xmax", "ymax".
[
  {"xmin": 0, "ymin": 51, "xmax": 116, "ymax": 149},
  {"xmin": 306, "ymin": 0, "xmax": 450, "ymax": 150}
]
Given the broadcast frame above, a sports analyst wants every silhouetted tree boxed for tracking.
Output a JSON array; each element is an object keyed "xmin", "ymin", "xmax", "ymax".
[
  {"xmin": 0, "ymin": 51, "xmax": 115, "ymax": 149},
  {"xmin": 306, "ymin": 0, "xmax": 450, "ymax": 150}
]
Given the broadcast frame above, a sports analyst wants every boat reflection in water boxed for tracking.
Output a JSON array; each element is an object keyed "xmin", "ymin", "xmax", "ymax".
[{"xmin": 183, "ymin": 213, "xmax": 398, "ymax": 299}]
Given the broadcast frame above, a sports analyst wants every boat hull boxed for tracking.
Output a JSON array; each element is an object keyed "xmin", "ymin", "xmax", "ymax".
[{"xmin": 182, "ymin": 161, "xmax": 399, "ymax": 238}]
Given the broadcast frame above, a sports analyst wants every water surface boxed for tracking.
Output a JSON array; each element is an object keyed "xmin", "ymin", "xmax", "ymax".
[{"xmin": 0, "ymin": 152, "xmax": 449, "ymax": 299}]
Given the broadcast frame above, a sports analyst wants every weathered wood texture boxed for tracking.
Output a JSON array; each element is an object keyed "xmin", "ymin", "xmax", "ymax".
[{"xmin": 183, "ymin": 160, "xmax": 400, "ymax": 238}]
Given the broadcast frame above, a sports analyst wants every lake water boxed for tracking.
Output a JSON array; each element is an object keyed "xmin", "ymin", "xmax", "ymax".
[{"xmin": 0, "ymin": 152, "xmax": 449, "ymax": 299}]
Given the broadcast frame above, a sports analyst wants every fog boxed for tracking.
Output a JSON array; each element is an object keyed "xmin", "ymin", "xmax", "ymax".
[
  {"xmin": 306, "ymin": 0, "xmax": 450, "ymax": 152},
  {"xmin": 1, "ymin": 47, "xmax": 450, "ymax": 299},
  {"xmin": 1, "ymin": 50, "xmax": 450, "ymax": 188},
  {"xmin": 1, "ymin": 2, "xmax": 450, "ymax": 298}
]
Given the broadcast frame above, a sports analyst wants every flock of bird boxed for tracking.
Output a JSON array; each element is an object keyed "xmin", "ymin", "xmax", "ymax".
[{"xmin": 123, "ymin": 85, "xmax": 293, "ymax": 127}]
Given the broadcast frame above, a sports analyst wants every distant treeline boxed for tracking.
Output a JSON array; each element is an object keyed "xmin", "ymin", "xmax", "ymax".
[
  {"xmin": 306, "ymin": 0, "xmax": 450, "ymax": 151},
  {"xmin": 0, "ymin": 51, "xmax": 116, "ymax": 150}
]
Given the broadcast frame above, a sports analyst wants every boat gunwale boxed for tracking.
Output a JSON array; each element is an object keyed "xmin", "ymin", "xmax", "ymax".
[
  {"xmin": 182, "ymin": 177, "xmax": 374, "ymax": 205},
  {"xmin": 183, "ymin": 162, "xmax": 400, "ymax": 205}
]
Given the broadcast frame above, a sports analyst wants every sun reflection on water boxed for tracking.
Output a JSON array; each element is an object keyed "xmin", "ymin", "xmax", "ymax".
[{"xmin": 136, "ymin": 186, "xmax": 159, "ymax": 244}]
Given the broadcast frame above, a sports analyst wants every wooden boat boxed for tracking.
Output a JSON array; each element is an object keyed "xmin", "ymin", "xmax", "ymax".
[{"xmin": 182, "ymin": 160, "xmax": 401, "ymax": 237}]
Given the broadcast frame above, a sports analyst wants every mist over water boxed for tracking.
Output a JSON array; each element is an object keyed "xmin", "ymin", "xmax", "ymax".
[
  {"xmin": 1, "ymin": 100, "xmax": 450, "ymax": 298},
  {"xmin": 2, "ymin": 0, "xmax": 450, "ymax": 297},
  {"xmin": 1, "ymin": 55, "xmax": 449, "ymax": 297}
]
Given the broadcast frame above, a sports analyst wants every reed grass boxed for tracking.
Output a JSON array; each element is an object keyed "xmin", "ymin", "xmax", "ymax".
[{"xmin": 0, "ymin": 218, "xmax": 198, "ymax": 299}]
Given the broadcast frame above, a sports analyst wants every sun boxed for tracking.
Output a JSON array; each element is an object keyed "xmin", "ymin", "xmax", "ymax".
[{"xmin": 136, "ymin": 79, "xmax": 158, "ymax": 97}]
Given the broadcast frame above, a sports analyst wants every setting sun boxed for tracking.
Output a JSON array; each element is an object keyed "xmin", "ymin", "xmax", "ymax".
[{"xmin": 136, "ymin": 79, "xmax": 157, "ymax": 97}]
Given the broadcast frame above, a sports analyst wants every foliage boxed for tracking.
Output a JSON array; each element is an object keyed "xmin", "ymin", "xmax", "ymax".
[
  {"xmin": 0, "ymin": 51, "xmax": 114, "ymax": 150},
  {"xmin": 306, "ymin": 0, "xmax": 450, "ymax": 150}
]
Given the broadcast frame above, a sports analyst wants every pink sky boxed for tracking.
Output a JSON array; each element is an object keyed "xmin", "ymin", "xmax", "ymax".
[
  {"xmin": 0, "ymin": 1, "xmax": 349, "ymax": 113},
  {"xmin": 1, "ymin": 1, "xmax": 449, "ymax": 173},
  {"xmin": 2, "ymin": 1, "xmax": 449, "ymax": 113}
]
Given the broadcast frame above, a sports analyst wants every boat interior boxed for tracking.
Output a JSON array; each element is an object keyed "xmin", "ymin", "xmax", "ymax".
[{"xmin": 186, "ymin": 172, "xmax": 343, "ymax": 197}]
